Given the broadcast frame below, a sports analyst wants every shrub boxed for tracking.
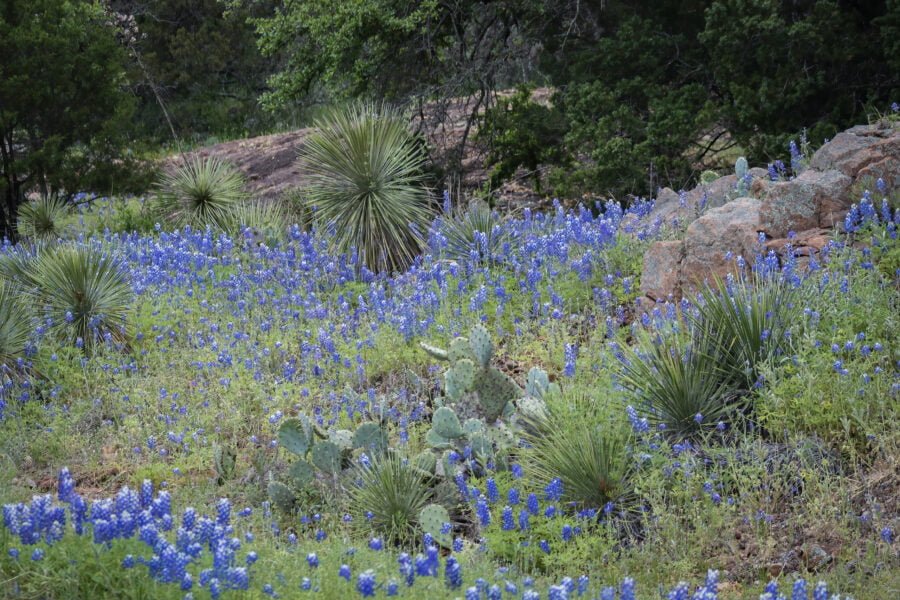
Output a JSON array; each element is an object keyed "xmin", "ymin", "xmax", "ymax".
[
  {"xmin": 433, "ymin": 200, "xmax": 510, "ymax": 265},
  {"xmin": 31, "ymin": 245, "xmax": 132, "ymax": 348},
  {"xmin": 227, "ymin": 200, "xmax": 290, "ymax": 246},
  {"xmin": 688, "ymin": 273, "xmax": 798, "ymax": 389},
  {"xmin": 347, "ymin": 453, "xmax": 434, "ymax": 545},
  {"xmin": 15, "ymin": 194, "xmax": 69, "ymax": 240},
  {"xmin": 0, "ymin": 281, "xmax": 32, "ymax": 369},
  {"xmin": 298, "ymin": 103, "xmax": 432, "ymax": 273},
  {"xmin": 154, "ymin": 155, "xmax": 247, "ymax": 230},
  {"xmin": 526, "ymin": 409, "xmax": 631, "ymax": 510},
  {"xmin": 618, "ymin": 332, "xmax": 737, "ymax": 437}
]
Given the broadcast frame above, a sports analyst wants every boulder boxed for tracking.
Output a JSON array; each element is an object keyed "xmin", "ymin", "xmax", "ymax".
[
  {"xmin": 759, "ymin": 169, "xmax": 852, "ymax": 237},
  {"xmin": 680, "ymin": 198, "xmax": 762, "ymax": 293},
  {"xmin": 810, "ymin": 123, "xmax": 900, "ymax": 178},
  {"xmin": 640, "ymin": 241, "xmax": 684, "ymax": 301}
]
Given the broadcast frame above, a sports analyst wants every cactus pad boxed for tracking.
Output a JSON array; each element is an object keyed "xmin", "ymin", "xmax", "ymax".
[
  {"xmin": 352, "ymin": 422, "xmax": 388, "ymax": 453},
  {"xmin": 448, "ymin": 358, "xmax": 476, "ymax": 392},
  {"xmin": 267, "ymin": 480, "xmax": 296, "ymax": 513},
  {"xmin": 425, "ymin": 428, "xmax": 453, "ymax": 449},
  {"xmin": 474, "ymin": 367, "xmax": 522, "ymax": 422},
  {"xmin": 517, "ymin": 395, "xmax": 548, "ymax": 422},
  {"xmin": 311, "ymin": 441, "xmax": 341, "ymax": 474},
  {"xmin": 468, "ymin": 432, "xmax": 493, "ymax": 460},
  {"xmin": 413, "ymin": 451, "xmax": 437, "ymax": 475},
  {"xmin": 418, "ymin": 503, "xmax": 452, "ymax": 547},
  {"xmin": 432, "ymin": 406, "xmax": 464, "ymax": 439},
  {"xmin": 468, "ymin": 324, "xmax": 493, "ymax": 368},
  {"xmin": 289, "ymin": 459, "xmax": 315, "ymax": 487},
  {"xmin": 419, "ymin": 341, "xmax": 449, "ymax": 361},
  {"xmin": 448, "ymin": 337, "xmax": 475, "ymax": 363},
  {"xmin": 525, "ymin": 366, "xmax": 550, "ymax": 397},
  {"xmin": 278, "ymin": 417, "xmax": 313, "ymax": 457},
  {"xmin": 213, "ymin": 444, "xmax": 235, "ymax": 484},
  {"xmin": 330, "ymin": 429, "xmax": 354, "ymax": 450},
  {"xmin": 462, "ymin": 418, "xmax": 485, "ymax": 435}
]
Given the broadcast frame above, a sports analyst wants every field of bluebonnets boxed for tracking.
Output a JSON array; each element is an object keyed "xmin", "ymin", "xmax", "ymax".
[{"xmin": 1, "ymin": 142, "xmax": 899, "ymax": 600}]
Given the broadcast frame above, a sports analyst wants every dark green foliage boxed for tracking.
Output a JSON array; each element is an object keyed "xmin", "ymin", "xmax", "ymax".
[
  {"xmin": 298, "ymin": 103, "xmax": 433, "ymax": 273},
  {"xmin": 0, "ymin": 0, "xmax": 148, "ymax": 238},
  {"xmin": 478, "ymin": 87, "xmax": 568, "ymax": 193}
]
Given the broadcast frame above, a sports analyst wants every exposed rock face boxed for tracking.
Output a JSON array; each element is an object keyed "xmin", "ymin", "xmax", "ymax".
[
  {"xmin": 759, "ymin": 169, "xmax": 852, "ymax": 237},
  {"xmin": 680, "ymin": 198, "xmax": 762, "ymax": 293},
  {"xmin": 639, "ymin": 121, "xmax": 899, "ymax": 303}
]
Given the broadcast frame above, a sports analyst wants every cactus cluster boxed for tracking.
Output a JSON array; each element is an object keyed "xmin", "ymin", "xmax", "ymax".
[
  {"xmin": 267, "ymin": 414, "xmax": 388, "ymax": 512},
  {"xmin": 420, "ymin": 324, "xmax": 522, "ymax": 422},
  {"xmin": 421, "ymin": 324, "xmax": 557, "ymax": 473},
  {"xmin": 734, "ymin": 156, "xmax": 750, "ymax": 196}
]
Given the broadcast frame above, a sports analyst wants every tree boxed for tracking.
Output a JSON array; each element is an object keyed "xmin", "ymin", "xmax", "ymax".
[
  {"xmin": 243, "ymin": 0, "xmax": 559, "ymax": 173},
  {"xmin": 0, "ymin": 0, "xmax": 142, "ymax": 238}
]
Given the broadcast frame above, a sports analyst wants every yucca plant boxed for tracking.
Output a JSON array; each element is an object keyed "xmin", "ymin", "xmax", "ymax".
[
  {"xmin": 348, "ymin": 453, "xmax": 434, "ymax": 545},
  {"xmin": 688, "ymin": 273, "xmax": 797, "ymax": 389},
  {"xmin": 436, "ymin": 200, "xmax": 510, "ymax": 264},
  {"xmin": 618, "ymin": 332, "xmax": 738, "ymax": 437},
  {"xmin": 16, "ymin": 194, "xmax": 69, "ymax": 240},
  {"xmin": 227, "ymin": 200, "xmax": 290, "ymax": 246},
  {"xmin": 298, "ymin": 102, "xmax": 433, "ymax": 273},
  {"xmin": 526, "ymin": 403, "xmax": 632, "ymax": 509},
  {"xmin": 154, "ymin": 155, "xmax": 247, "ymax": 230},
  {"xmin": 32, "ymin": 245, "xmax": 132, "ymax": 348},
  {"xmin": 0, "ymin": 281, "xmax": 33, "ymax": 370}
]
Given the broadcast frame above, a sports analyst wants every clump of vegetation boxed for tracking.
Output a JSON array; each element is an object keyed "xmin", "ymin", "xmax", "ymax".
[
  {"xmin": 154, "ymin": 155, "xmax": 247, "ymax": 231},
  {"xmin": 15, "ymin": 194, "xmax": 68, "ymax": 241},
  {"xmin": 298, "ymin": 102, "xmax": 433, "ymax": 273}
]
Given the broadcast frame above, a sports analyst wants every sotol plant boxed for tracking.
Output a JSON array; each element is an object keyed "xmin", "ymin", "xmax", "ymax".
[
  {"xmin": 154, "ymin": 155, "xmax": 247, "ymax": 230},
  {"xmin": 31, "ymin": 245, "xmax": 132, "ymax": 348},
  {"xmin": 435, "ymin": 200, "xmax": 510, "ymax": 265},
  {"xmin": 0, "ymin": 281, "xmax": 32, "ymax": 370},
  {"xmin": 16, "ymin": 194, "xmax": 69, "ymax": 241},
  {"xmin": 298, "ymin": 102, "xmax": 433, "ymax": 273}
]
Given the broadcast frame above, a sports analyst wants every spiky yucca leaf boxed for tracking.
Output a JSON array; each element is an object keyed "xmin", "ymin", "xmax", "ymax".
[
  {"xmin": 299, "ymin": 103, "xmax": 432, "ymax": 273},
  {"xmin": 16, "ymin": 194, "xmax": 69, "ymax": 240},
  {"xmin": 32, "ymin": 245, "xmax": 132, "ymax": 348},
  {"xmin": 154, "ymin": 155, "xmax": 246, "ymax": 230},
  {"xmin": 348, "ymin": 453, "xmax": 434, "ymax": 545},
  {"xmin": 436, "ymin": 201, "xmax": 510, "ymax": 264},
  {"xmin": 0, "ymin": 281, "xmax": 32, "ymax": 368},
  {"xmin": 619, "ymin": 332, "xmax": 738, "ymax": 437},
  {"xmin": 689, "ymin": 273, "xmax": 797, "ymax": 388},
  {"xmin": 526, "ymin": 398, "xmax": 631, "ymax": 509},
  {"xmin": 227, "ymin": 200, "xmax": 290, "ymax": 245}
]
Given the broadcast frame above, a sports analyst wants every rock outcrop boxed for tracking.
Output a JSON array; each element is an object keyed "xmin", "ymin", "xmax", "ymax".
[{"xmin": 639, "ymin": 121, "xmax": 899, "ymax": 302}]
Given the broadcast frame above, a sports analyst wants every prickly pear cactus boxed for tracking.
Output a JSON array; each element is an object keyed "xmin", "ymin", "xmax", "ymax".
[
  {"xmin": 412, "ymin": 451, "xmax": 437, "ymax": 475},
  {"xmin": 448, "ymin": 337, "xmax": 475, "ymax": 363},
  {"xmin": 213, "ymin": 444, "xmax": 236, "ymax": 484},
  {"xmin": 330, "ymin": 429, "xmax": 354, "ymax": 451},
  {"xmin": 289, "ymin": 459, "xmax": 315, "ymax": 487},
  {"xmin": 419, "ymin": 341, "xmax": 449, "ymax": 361},
  {"xmin": 468, "ymin": 324, "xmax": 493, "ymax": 368},
  {"xmin": 431, "ymin": 407, "xmax": 463, "ymax": 439},
  {"xmin": 425, "ymin": 428, "xmax": 453, "ymax": 450},
  {"xmin": 473, "ymin": 367, "xmax": 520, "ymax": 422},
  {"xmin": 418, "ymin": 503, "xmax": 452, "ymax": 547},
  {"xmin": 311, "ymin": 441, "xmax": 341, "ymax": 474},
  {"xmin": 353, "ymin": 422, "xmax": 387, "ymax": 453},
  {"xmin": 279, "ymin": 417, "xmax": 313, "ymax": 457},
  {"xmin": 267, "ymin": 480, "xmax": 296, "ymax": 513},
  {"xmin": 735, "ymin": 156, "xmax": 750, "ymax": 196}
]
